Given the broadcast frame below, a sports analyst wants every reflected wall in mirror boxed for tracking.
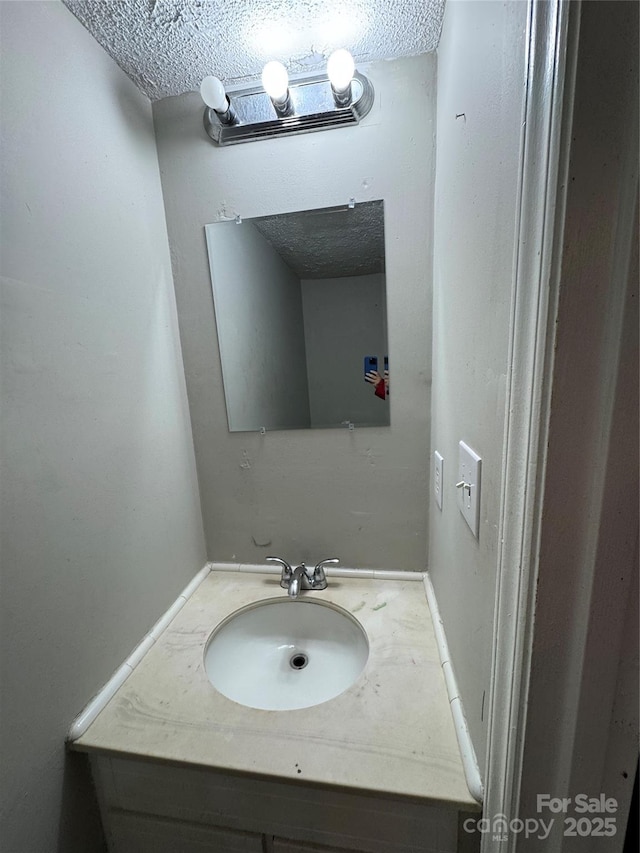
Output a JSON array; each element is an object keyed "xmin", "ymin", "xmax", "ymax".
[{"xmin": 205, "ymin": 201, "xmax": 389, "ymax": 432}]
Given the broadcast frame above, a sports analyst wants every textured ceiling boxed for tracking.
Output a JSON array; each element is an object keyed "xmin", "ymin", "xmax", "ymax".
[
  {"xmin": 62, "ymin": 0, "xmax": 445, "ymax": 101},
  {"xmin": 253, "ymin": 201, "xmax": 385, "ymax": 279}
]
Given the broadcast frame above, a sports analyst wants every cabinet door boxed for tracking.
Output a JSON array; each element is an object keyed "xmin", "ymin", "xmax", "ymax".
[
  {"xmin": 272, "ymin": 838, "xmax": 368, "ymax": 853},
  {"xmin": 108, "ymin": 811, "xmax": 263, "ymax": 853}
]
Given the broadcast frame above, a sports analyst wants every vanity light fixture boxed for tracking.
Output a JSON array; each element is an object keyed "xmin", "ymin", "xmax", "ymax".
[
  {"xmin": 200, "ymin": 76, "xmax": 237, "ymax": 127},
  {"xmin": 327, "ymin": 48, "xmax": 356, "ymax": 107},
  {"xmin": 201, "ymin": 50, "xmax": 374, "ymax": 147},
  {"xmin": 261, "ymin": 61, "xmax": 293, "ymax": 117}
]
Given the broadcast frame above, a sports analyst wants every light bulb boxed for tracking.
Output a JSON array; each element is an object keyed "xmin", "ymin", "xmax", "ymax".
[
  {"xmin": 261, "ymin": 61, "xmax": 289, "ymax": 102},
  {"xmin": 200, "ymin": 76, "xmax": 229, "ymax": 113},
  {"xmin": 327, "ymin": 49, "xmax": 355, "ymax": 92}
]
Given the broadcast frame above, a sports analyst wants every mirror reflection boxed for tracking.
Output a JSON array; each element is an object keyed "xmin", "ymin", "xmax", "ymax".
[{"xmin": 205, "ymin": 201, "xmax": 389, "ymax": 432}]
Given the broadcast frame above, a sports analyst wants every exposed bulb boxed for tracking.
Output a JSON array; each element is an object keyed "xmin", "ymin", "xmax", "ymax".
[
  {"xmin": 200, "ymin": 76, "xmax": 228, "ymax": 113},
  {"xmin": 327, "ymin": 49, "xmax": 355, "ymax": 92},
  {"xmin": 261, "ymin": 61, "xmax": 289, "ymax": 102}
]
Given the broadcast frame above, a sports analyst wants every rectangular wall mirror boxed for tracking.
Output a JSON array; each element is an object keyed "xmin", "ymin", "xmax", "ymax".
[{"xmin": 205, "ymin": 200, "xmax": 389, "ymax": 432}]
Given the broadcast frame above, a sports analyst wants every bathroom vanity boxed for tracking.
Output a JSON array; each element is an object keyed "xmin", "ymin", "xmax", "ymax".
[{"xmin": 71, "ymin": 570, "xmax": 480, "ymax": 852}]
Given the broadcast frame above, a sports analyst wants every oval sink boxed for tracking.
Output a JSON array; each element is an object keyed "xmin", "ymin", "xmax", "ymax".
[{"xmin": 203, "ymin": 597, "xmax": 369, "ymax": 711}]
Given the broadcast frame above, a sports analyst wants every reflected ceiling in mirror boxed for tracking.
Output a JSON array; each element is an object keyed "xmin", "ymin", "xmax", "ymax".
[{"xmin": 205, "ymin": 200, "xmax": 389, "ymax": 432}]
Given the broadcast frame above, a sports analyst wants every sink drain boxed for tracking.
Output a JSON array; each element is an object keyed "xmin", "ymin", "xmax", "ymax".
[{"xmin": 289, "ymin": 652, "xmax": 309, "ymax": 670}]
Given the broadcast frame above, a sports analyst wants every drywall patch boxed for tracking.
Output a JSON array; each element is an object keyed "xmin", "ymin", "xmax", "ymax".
[{"xmin": 62, "ymin": 0, "xmax": 445, "ymax": 100}]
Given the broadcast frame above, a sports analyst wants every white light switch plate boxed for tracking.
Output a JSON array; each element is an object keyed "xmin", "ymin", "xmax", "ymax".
[
  {"xmin": 458, "ymin": 441, "xmax": 481, "ymax": 538},
  {"xmin": 434, "ymin": 451, "xmax": 443, "ymax": 510}
]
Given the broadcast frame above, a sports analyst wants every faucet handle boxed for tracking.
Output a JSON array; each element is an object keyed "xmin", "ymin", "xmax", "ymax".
[
  {"xmin": 313, "ymin": 557, "xmax": 339, "ymax": 586},
  {"xmin": 314, "ymin": 557, "xmax": 340, "ymax": 571},
  {"xmin": 266, "ymin": 556, "xmax": 292, "ymax": 584}
]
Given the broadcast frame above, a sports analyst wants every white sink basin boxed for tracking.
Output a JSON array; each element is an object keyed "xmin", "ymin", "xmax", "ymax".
[{"xmin": 203, "ymin": 597, "xmax": 369, "ymax": 711}]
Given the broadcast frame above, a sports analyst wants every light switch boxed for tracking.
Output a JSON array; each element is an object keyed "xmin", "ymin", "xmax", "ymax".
[
  {"xmin": 457, "ymin": 441, "xmax": 481, "ymax": 538},
  {"xmin": 434, "ymin": 451, "xmax": 444, "ymax": 510}
]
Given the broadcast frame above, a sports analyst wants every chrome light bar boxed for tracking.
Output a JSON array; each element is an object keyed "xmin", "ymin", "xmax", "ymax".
[{"xmin": 203, "ymin": 71, "xmax": 374, "ymax": 147}]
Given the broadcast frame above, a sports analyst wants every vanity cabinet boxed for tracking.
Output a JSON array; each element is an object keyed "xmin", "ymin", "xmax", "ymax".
[
  {"xmin": 75, "ymin": 573, "xmax": 481, "ymax": 853},
  {"xmin": 271, "ymin": 840, "xmax": 369, "ymax": 852},
  {"xmin": 107, "ymin": 812, "xmax": 263, "ymax": 852},
  {"xmin": 90, "ymin": 754, "xmax": 462, "ymax": 853},
  {"xmin": 107, "ymin": 814, "xmax": 366, "ymax": 853}
]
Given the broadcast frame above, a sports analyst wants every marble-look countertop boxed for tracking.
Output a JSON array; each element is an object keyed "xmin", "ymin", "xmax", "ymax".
[{"xmin": 72, "ymin": 571, "xmax": 478, "ymax": 810}]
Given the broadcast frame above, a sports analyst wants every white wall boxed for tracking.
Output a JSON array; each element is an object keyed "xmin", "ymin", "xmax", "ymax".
[
  {"xmin": 429, "ymin": 0, "xmax": 528, "ymax": 773},
  {"xmin": 301, "ymin": 273, "xmax": 388, "ymax": 427},
  {"xmin": 0, "ymin": 3, "xmax": 206, "ymax": 851},
  {"xmin": 153, "ymin": 55, "xmax": 434, "ymax": 569},
  {"xmin": 206, "ymin": 221, "xmax": 310, "ymax": 430}
]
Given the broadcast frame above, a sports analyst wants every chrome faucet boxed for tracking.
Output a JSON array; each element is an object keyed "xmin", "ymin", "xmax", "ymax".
[
  {"xmin": 288, "ymin": 564, "xmax": 308, "ymax": 599},
  {"xmin": 266, "ymin": 557, "xmax": 339, "ymax": 599}
]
